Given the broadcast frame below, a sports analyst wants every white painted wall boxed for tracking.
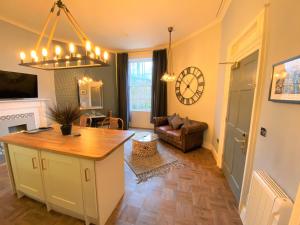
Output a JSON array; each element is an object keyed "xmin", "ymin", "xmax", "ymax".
[
  {"xmin": 0, "ymin": 20, "xmax": 56, "ymax": 105},
  {"xmin": 253, "ymin": 0, "xmax": 300, "ymax": 200},
  {"xmin": 167, "ymin": 23, "xmax": 221, "ymax": 149},
  {"xmin": 213, "ymin": 0, "xmax": 266, "ymax": 150},
  {"xmin": 213, "ymin": 0, "xmax": 300, "ymax": 200}
]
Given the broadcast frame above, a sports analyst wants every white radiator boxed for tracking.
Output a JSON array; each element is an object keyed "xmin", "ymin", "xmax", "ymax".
[{"xmin": 243, "ymin": 170, "xmax": 293, "ymax": 225}]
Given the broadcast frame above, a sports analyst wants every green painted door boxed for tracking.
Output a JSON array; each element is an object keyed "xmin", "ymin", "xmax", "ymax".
[{"xmin": 223, "ymin": 51, "xmax": 259, "ymax": 200}]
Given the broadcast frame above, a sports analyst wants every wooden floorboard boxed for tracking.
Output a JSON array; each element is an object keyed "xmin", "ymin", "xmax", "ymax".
[{"xmin": 0, "ymin": 134, "xmax": 242, "ymax": 225}]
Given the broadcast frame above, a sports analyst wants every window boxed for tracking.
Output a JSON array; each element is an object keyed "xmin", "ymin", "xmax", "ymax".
[{"xmin": 128, "ymin": 58, "xmax": 153, "ymax": 111}]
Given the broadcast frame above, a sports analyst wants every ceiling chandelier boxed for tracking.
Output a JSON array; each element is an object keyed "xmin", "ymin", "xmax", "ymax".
[
  {"xmin": 161, "ymin": 27, "xmax": 176, "ymax": 82},
  {"xmin": 18, "ymin": 0, "xmax": 109, "ymax": 70}
]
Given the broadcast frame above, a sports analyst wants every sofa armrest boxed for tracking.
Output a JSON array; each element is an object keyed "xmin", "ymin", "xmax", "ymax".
[
  {"xmin": 153, "ymin": 116, "xmax": 169, "ymax": 127},
  {"xmin": 181, "ymin": 122, "xmax": 208, "ymax": 135}
]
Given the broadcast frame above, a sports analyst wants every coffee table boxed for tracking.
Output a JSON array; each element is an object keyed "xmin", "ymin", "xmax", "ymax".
[{"xmin": 132, "ymin": 132, "xmax": 158, "ymax": 157}]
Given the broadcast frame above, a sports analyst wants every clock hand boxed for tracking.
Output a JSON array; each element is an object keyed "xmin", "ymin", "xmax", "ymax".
[
  {"xmin": 182, "ymin": 87, "xmax": 188, "ymax": 95},
  {"xmin": 188, "ymin": 87, "xmax": 195, "ymax": 94},
  {"xmin": 187, "ymin": 76, "xmax": 195, "ymax": 86},
  {"xmin": 182, "ymin": 79, "xmax": 189, "ymax": 86},
  {"xmin": 182, "ymin": 76, "xmax": 195, "ymax": 94}
]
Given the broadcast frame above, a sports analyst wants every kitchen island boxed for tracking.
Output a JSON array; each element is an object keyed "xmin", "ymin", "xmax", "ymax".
[{"xmin": 0, "ymin": 126, "xmax": 134, "ymax": 225}]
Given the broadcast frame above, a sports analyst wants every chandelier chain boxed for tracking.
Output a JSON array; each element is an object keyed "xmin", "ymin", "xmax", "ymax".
[
  {"xmin": 64, "ymin": 7, "xmax": 89, "ymax": 41},
  {"xmin": 46, "ymin": 9, "xmax": 61, "ymax": 51},
  {"xmin": 62, "ymin": 8, "xmax": 86, "ymax": 44},
  {"xmin": 34, "ymin": 2, "xmax": 56, "ymax": 51}
]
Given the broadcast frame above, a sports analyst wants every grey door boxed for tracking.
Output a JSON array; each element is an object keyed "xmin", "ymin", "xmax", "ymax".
[{"xmin": 223, "ymin": 51, "xmax": 258, "ymax": 200}]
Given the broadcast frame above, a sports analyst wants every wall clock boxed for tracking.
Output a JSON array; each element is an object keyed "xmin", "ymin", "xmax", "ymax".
[{"xmin": 175, "ymin": 66, "xmax": 205, "ymax": 105}]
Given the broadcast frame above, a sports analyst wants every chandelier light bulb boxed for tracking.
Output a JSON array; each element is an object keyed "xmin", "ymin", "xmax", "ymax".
[
  {"xmin": 55, "ymin": 45, "xmax": 62, "ymax": 56},
  {"xmin": 19, "ymin": 52, "xmax": 26, "ymax": 61},
  {"xmin": 89, "ymin": 52, "xmax": 95, "ymax": 59},
  {"xmin": 69, "ymin": 43, "xmax": 75, "ymax": 54},
  {"xmin": 30, "ymin": 50, "xmax": 37, "ymax": 59},
  {"xmin": 103, "ymin": 51, "xmax": 109, "ymax": 61},
  {"xmin": 85, "ymin": 41, "xmax": 92, "ymax": 52},
  {"xmin": 42, "ymin": 48, "xmax": 48, "ymax": 58},
  {"xmin": 76, "ymin": 53, "xmax": 82, "ymax": 58},
  {"xmin": 95, "ymin": 46, "xmax": 101, "ymax": 56}
]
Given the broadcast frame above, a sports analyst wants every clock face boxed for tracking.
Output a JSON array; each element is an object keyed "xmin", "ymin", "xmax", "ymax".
[{"xmin": 175, "ymin": 66, "xmax": 205, "ymax": 105}]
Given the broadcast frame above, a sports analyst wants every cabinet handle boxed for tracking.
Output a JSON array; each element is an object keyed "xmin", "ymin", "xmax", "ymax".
[
  {"xmin": 32, "ymin": 157, "xmax": 38, "ymax": 169},
  {"xmin": 84, "ymin": 168, "xmax": 90, "ymax": 182},
  {"xmin": 41, "ymin": 158, "xmax": 46, "ymax": 170}
]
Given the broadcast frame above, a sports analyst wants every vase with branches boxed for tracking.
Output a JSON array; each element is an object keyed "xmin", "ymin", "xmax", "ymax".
[{"xmin": 48, "ymin": 105, "xmax": 81, "ymax": 135}]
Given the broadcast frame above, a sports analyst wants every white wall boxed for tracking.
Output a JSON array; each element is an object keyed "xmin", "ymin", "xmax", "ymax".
[
  {"xmin": 0, "ymin": 20, "xmax": 56, "ymax": 105},
  {"xmin": 213, "ymin": 0, "xmax": 266, "ymax": 150},
  {"xmin": 253, "ymin": 0, "xmax": 300, "ymax": 200},
  {"xmin": 167, "ymin": 23, "xmax": 221, "ymax": 149},
  {"xmin": 213, "ymin": 0, "xmax": 300, "ymax": 200}
]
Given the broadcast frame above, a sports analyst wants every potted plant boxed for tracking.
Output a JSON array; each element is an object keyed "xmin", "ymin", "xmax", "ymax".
[{"xmin": 48, "ymin": 105, "xmax": 81, "ymax": 135}]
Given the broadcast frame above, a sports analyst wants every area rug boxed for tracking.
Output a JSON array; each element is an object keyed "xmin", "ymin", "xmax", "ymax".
[{"xmin": 124, "ymin": 139, "xmax": 184, "ymax": 183}]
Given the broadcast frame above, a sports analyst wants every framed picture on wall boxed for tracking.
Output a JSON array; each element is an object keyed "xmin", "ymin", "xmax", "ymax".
[{"xmin": 269, "ymin": 55, "xmax": 300, "ymax": 103}]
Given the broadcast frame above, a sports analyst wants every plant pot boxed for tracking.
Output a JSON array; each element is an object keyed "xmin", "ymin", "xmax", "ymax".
[{"xmin": 60, "ymin": 124, "xmax": 72, "ymax": 135}]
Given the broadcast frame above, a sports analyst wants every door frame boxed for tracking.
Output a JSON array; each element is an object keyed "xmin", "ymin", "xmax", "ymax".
[{"xmin": 216, "ymin": 5, "xmax": 270, "ymax": 216}]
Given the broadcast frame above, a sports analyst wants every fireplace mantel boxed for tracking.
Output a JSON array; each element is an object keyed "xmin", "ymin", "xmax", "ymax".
[{"xmin": 0, "ymin": 98, "xmax": 50, "ymax": 129}]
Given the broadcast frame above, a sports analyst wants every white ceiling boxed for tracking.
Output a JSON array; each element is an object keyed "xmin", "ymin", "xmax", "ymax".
[{"xmin": 0, "ymin": 0, "xmax": 227, "ymax": 50}]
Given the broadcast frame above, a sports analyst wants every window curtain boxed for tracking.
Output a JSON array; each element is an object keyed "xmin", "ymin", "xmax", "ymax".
[
  {"xmin": 117, "ymin": 53, "xmax": 130, "ymax": 130},
  {"xmin": 151, "ymin": 49, "xmax": 168, "ymax": 123}
]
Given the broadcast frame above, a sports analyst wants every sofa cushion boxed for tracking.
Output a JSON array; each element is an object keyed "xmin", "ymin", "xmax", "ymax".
[
  {"xmin": 167, "ymin": 113, "xmax": 177, "ymax": 124},
  {"xmin": 166, "ymin": 129, "xmax": 182, "ymax": 141},
  {"xmin": 182, "ymin": 117, "xmax": 192, "ymax": 128},
  {"xmin": 170, "ymin": 115, "xmax": 183, "ymax": 129},
  {"xmin": 156, "ymin": 125, "xmax": 173, "ymax": 134}
]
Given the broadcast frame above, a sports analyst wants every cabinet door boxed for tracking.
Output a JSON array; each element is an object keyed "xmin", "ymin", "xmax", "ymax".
[
  {"xmin": 8, "ymin": 144, "xmax": 44, "ymax": 201},
  {"xmin": 41, "ymin": 151, "xmax": 84, "ymax": 214},
  {"xmin": 80, "ymin": 159, "xmax": 98, "ymax": 219}
]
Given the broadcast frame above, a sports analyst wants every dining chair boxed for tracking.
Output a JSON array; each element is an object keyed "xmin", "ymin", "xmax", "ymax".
[
  {"xmin": 100, "ymin": 117, "xmax": 124, "ymax": 130},
  {"xmin": 79, "ymin": 114, "xmax": 90, "ymax": 127}
]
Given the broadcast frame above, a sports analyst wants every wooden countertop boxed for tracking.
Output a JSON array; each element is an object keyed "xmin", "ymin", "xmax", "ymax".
[{"xmin": 0, "ymin": 126, "xmax": 134, "ymax": 160}]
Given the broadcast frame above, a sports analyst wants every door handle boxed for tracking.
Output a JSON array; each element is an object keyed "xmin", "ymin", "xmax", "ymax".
[
  {"xmin": 234, "ymin": 137, "xmax": 247, "ymax": 151},
  {"xmin": 234, "ymin": 137, "xmax": 246, "ymax": 143},
  {"xmin": 84, "ymin": 168, "xmax": 90, "ymax": 182},
  {"xmin": 32, "ymin": 157, "xmax": 38, "ymax": 169},
  {"xmin": 41, "ymin": 158, "xmax": 46, "ymax": 170}
]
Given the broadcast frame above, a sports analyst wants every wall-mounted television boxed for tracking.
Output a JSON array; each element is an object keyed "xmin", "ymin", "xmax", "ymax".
[{"xmin": 0, "ymin": 70, "xmax": 38, "ymax": 99}]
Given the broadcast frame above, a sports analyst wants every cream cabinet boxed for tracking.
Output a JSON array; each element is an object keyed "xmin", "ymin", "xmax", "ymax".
[
  {"xmin": 6, "ymin": 143, "xmax": 124, "ymax": 225},
  {"xmin": 41, "ymin": 151, "xmax": 85, "ymax": 215},
  {"xmin": 9, "ymin": 145, "xmax": 45, "ymax": 201}
]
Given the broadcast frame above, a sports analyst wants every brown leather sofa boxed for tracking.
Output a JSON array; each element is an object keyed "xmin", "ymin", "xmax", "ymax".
[{"xmin": 153, "ymin": 116, "xmax": 208, "ymax": 152}]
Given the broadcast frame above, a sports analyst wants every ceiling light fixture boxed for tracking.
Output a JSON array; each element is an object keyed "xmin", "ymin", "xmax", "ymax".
[
  {"xmin": 18, "ymin": 0, "xmax": 109, "ymax": 70},
  {"xmin": 161, "ymin": 27, "xmax": 176, "ymax": 82}
]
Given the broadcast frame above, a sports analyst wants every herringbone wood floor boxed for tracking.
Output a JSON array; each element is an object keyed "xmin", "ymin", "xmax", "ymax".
[{"xmin": 0, "ymin": 136, "xmax": 242, "ymax": 225}]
